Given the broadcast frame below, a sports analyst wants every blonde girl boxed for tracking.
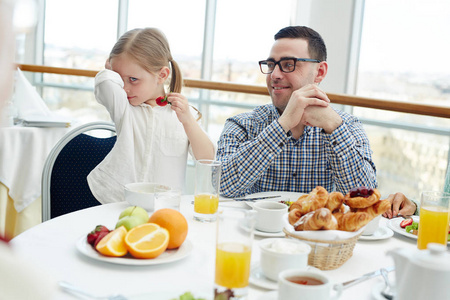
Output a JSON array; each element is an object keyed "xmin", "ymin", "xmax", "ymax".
[{"xmin": 87, "ymin": 28, "xmax": 215, "ymax": 203}]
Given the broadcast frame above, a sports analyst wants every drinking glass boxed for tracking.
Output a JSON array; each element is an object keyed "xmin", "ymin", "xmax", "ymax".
[
  {"xmin": 214, "ymin": 209, "xmax": 256, "ymax": 299},
  {"xmin": 444, "ymin": 163, "xmax": 450, "ymax": 194},
  {"xmin": 154, "ymin": 188, "xmax": 182, "ymax": 211},
  {"xmin": 417, "ymin": 191, "xmax": 450, "ymax": 250},
  {"xmin": 193, "ymin": 159, "xmax": 221, "ymax": 222}
]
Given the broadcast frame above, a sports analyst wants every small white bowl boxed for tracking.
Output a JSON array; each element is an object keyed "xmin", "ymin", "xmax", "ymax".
[
  {"xmin": 124, "ymin": 182, "xmax": 170, "ymax": 212},
  {"xmin": 259, "ymin": 238, "xmax": 311, "ymax": 282},
  {"xmin": 362, "ymin": 214, "xmax": 382, "ymax": 236}
]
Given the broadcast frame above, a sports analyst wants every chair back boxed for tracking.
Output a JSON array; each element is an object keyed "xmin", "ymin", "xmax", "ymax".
[{"xmin": 42, "ymin": 122, "xmax": 116, "ymax": 221}]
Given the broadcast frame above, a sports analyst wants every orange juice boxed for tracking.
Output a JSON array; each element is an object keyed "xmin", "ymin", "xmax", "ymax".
[
  {"xmin": 194, "ymin": 193, "xmax": 219, "ymax": 214},
  {"xmin": 215, "ymin": 242, "xmax": 251, "ymax": 288},
  {"xmin": 417, "ymin": 206, "xmax": 450, "ymax": 250}
]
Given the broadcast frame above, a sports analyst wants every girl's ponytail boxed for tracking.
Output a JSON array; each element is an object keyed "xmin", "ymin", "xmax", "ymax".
[
  {"xmin": 169, "ymin": 59, "xmax": 202, "ymax": 121},
  {"xmin": 169, "ymin": 59, "xmax": 183, "ymax": 93}
]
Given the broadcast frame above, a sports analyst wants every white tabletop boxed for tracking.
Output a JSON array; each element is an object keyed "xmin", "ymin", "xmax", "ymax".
[{"xmin": 10, "ymin": 194, "xmax": 419, "ymax": 300}]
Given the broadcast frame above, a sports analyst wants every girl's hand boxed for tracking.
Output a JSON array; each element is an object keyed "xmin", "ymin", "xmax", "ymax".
[{"xmin": 166, "ymin": 93, "xmax": 195, "ymax": 124}]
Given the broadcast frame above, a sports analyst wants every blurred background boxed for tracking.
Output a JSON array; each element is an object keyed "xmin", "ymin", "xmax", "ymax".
[{"xmin": 11, "ymin": 0, "xmax": 450, "ymax": 199}]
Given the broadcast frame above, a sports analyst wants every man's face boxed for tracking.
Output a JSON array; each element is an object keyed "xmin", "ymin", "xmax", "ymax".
[{"xmin": 265, "ymin": 38, "xmax": 320, "ymax": 112}]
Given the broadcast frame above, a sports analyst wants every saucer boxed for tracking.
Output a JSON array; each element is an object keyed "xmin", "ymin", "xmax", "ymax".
[
  {"xmin": 249, "ymin": 263, "xmax": 278, "ymax": 290},
  {"xmin": 239, "ymin": 221, "xmax": 285, "ymax": 238},
  {"xmin": 257, "ymin": 290, "xmax": 277, "ymax": 300},
  {"xmin": 359, "ymin": 227, "xmax": 394, "ymax": 241}
]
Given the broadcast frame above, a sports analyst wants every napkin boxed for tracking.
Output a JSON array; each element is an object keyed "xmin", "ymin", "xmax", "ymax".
[
  {"xmin": 12, "ymin": 68, "xmax": 71, "ymax": 127},
  {"xmin": 283, "ymin": 213, "xmax": 364, "ymax": 241}
]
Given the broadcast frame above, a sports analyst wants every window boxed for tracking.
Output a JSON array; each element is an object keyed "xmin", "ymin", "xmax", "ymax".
[
  {"xmin": 356, "ymin": 0, "xmax": 450, "ymax": 198},
  {"xmin": 40, "ymin": 0, "xmax": 118, "ymax": 123}
]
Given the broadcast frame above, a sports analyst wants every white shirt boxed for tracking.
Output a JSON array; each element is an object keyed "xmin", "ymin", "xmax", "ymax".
[{"xmin": 87, "ymin": 69, "xmax": 194, "ymax": 204}]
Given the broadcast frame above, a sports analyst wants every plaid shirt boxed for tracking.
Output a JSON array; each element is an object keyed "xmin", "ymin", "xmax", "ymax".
[{"xmin": 217, "ymin": 104, "xmax": 377, "ymax": 197}]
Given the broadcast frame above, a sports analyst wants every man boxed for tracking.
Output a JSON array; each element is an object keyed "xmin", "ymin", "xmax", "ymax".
[
  {"xmin": 217, "ymin": 26, "xmax": 377, "ymax": 197},
  {"xmin": 383, "ymin": 192, "xmax": 418, "ymax": 218}
]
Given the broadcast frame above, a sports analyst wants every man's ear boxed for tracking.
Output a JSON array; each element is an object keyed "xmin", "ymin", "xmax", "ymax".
[
  {"xmin": 158, "ymin": 66, "xmax": 170, "ymax": 83},
  {"xmin": 314, "ymin": 61, "xmax": 328, "ymax": 84}
]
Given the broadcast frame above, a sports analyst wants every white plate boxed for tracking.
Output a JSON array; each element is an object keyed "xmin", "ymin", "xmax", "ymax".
[
  {"xmin": 254, "ymin": 229, "xmax": 285, "ymax": 238},
  {"xmin": 129, "ymin": 290, "xmax": 212, "ymax": 300},
  {"xmin": 359, "ymin": 227, "xmax": 394, "ymax": 241},
  {"xmin": 239, "ymin": 221, "xmax": 285, "ymax": 238},
  {"xmin": 249, "ymin": 263, "xmax": 278, "ymax": 290},
  {"xmin": 240, "ymin": 191, "xmax": 304, "ymax": 208},
  {"xmin": 76, "ymin": 235, "xmax": 193, "ymax": 265},
  {"xmin": 388, "ymin": 216, "xmax": 420, "ymax": 240},
  {"xmin": 257, "ymin": 290, "xmax": 277, "ymax": 300},
  {"xmin": 388, "ymin": 216, "xmax": 450, "ymax": 244}
]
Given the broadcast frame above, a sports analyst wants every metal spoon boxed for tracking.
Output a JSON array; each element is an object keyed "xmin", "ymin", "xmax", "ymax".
[{"xmin": 380, "ymin": 268, "xmax": 395, "ymax": 300}]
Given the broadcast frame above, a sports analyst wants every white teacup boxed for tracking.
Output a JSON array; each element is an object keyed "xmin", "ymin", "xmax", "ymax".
[
  {"xmin": 362, "ymin": 214, "xmax": 382, "ymax": 236},
  {"xmin": 124, "ymin": 182, "xmax": 170, "ymax": 212},
  {"xmin": 259, "ymin": 238, "xmax": 311, "ymax": 282},
  {"xmin": 278, "ymin": 269, "xmax": 342, "ymax": 300},
  {"xmin": 252, "ymin": 201, "xmax": 288, "ymax": 232}
]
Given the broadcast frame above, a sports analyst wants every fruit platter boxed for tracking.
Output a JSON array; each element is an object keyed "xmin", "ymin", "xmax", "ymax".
[{"xmin": 76, "ymin": 206, "xmax": 193, "ymax": 265}]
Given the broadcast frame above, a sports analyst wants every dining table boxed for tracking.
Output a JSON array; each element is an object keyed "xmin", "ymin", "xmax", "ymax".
[
  {"xmin": 0, "ymin": 125, "xmax": 69, "ymax": 239},
  {"xmin": 10, "ymin": 192, "xmax": 421, "ymax": 300}
]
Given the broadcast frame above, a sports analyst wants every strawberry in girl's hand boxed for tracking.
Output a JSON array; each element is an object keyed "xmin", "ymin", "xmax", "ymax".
[{"xmin": 155, "ymin": 95, "xmax": 171, "ymax": 106}]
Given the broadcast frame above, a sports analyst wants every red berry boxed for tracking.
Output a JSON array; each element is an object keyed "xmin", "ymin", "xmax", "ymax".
[
  {"xmin": 349, "ymin": 186, "xmax": 374, "ymax": 198},
  {"xmin": 87, "ymin": 225, "xmax": 110, "ymax": 246},
  {"xmin": 155, "ymin": 96, "xmax": 168, "ymax": 106},
  {"xmin": 94, "ymin": 231, "xmax": 110, "ymax": 248}
]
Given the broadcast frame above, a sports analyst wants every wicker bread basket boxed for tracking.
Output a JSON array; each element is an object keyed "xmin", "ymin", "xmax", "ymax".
[{"xmin": 283, "ymin": 228, "xmax": 362, "ymax": 270}]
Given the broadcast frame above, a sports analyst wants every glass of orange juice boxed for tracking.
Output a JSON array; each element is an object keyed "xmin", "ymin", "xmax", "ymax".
[
  {"xmin": 417, "ymin": 191, "xmax": 450, "ymax": 250},
  {"xmin": 193, "ymin": 160, "xmax": 221, "ymax": 222},
  {"xmin": 215, "ymin": 209, "xmax": 256, "ymax": 299}
]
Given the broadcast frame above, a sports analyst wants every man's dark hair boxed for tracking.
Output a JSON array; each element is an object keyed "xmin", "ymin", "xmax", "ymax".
[{"xmin": 274, "ymin": 26, "xmax": 327, "ymax": 62}]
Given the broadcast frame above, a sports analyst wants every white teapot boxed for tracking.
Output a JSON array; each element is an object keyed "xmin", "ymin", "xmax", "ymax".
[{"xmin": 388, "ymin": 243, "xmax": 450, "ymax": 300}]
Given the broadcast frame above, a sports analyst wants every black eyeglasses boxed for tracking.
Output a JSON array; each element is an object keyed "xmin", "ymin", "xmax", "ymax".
[{"xmin": 258, "ymin": 57, "xmax": 321, "ymax": 74}]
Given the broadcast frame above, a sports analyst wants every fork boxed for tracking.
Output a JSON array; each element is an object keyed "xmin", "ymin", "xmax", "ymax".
[{"xmin": 58, "ymin": 281, "xmax": 128, "ymax": 300}]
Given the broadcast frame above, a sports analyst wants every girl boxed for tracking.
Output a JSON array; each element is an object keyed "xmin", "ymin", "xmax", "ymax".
[{"xmin": 87, "ymin": 28, "xmax": 215, "ymax": 203}]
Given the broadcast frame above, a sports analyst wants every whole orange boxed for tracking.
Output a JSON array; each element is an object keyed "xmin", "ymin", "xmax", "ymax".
[{"xmin": 148, "ymin": 208, "xmax": 188, "ymax": 249}]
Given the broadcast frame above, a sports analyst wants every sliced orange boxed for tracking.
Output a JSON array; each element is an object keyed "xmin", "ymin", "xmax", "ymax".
[
  {"xmin": 124, "ymin": 223, "xmax": 169, "ymax": 259},
  {"xmin": 96, "ymin": 226, "xmax": 128, "ymax": 257},
  {"xmin": 148, "ymin": 208, "xmax": 188, "ymax": 249}
]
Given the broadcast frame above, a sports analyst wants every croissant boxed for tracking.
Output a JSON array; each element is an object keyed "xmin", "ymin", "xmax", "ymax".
[
  {"xmin": 326, "ymin": 192, "xmax": 344, "ymax": 212},
  {"xmin": 288, "ymin": 208, "xmax": 303, "ymax": 226},
  {"xmin": 293, "ymin": 208, "xmax": 338, "ymax": 231},
  {"xmin": 344, "ymin": 187, "xmax": 381, "ymax": 209},
  {"xmin": 355, "ymin": 199, "xmax": 391, "ymax": 218},
  {"xmin": 293, "ymin": 186, "xmax": 329, "ymax": 215},
  {"xmin": 289, "ymin": 195, "xmax": 307, "ymax": 212},
  {"xmin": 333, "ymin": 211, "xmax": 371, "ymax": 231}
]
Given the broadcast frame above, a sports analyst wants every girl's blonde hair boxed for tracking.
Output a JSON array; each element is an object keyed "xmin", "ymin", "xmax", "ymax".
[
  {"xmin": 109, "ymin": 27, "xmax": 202, "ymax": 120},
  {"xmin": 109, "ymin": 27, "xmax": 182, "ymax": 93}
]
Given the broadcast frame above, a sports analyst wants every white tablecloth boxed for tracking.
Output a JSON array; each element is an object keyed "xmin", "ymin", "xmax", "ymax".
[
  {"xmin": 9, "ymin": 194, "xmax": 421, "ymax": 300},
  {"xmin": 0, "ymin": 125, "xmax": 68, "ymax": 212}
]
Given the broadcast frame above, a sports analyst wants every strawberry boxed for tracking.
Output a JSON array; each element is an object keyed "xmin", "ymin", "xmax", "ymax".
[
  {"xmin": 400, "ymin": 218, "xmax": 413, "ymax": 228},
  {"xmin": 155, "ymin": 95, "xmax": 171, "ymax": 106},
  {"xmin": 94, "ymin": 231, "xmax": 110, "ymax": 249},
  {"xmin": 87, "ymin": 225, "xmax": 110, "ymax": 246}
]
